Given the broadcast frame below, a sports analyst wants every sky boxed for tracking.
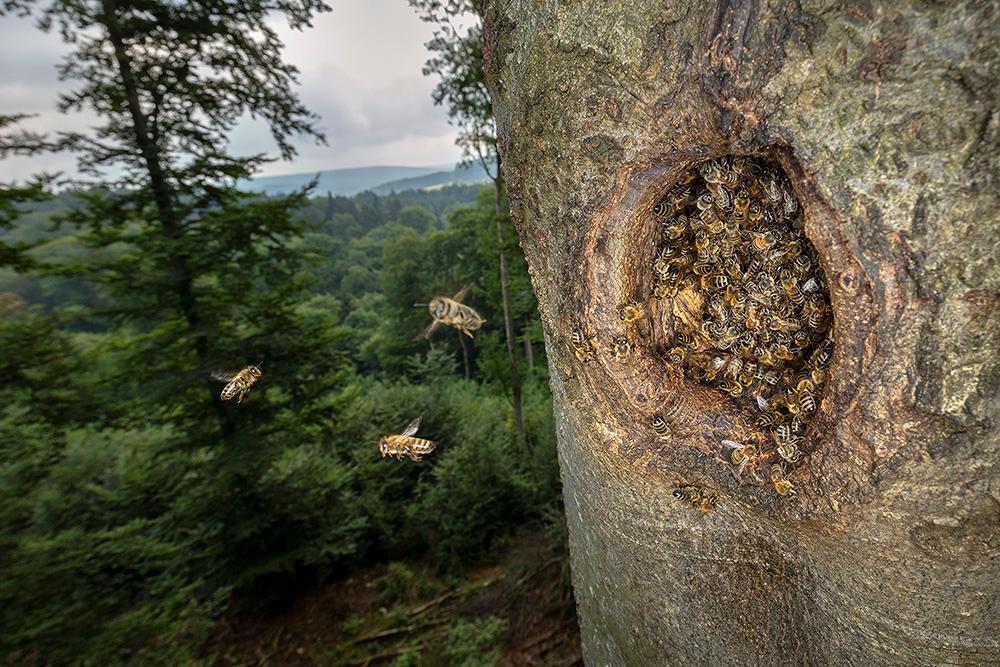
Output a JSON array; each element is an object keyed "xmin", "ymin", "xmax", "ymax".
[{"xmin": 0, "ymin": 0, "xmax": 464, "ymax": 181}]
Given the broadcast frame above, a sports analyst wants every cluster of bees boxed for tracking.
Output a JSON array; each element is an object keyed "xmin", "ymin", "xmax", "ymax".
[
  {"xmin": 209, "ymin": 288, "xmax": 485, "ymax": 462},
  {"xmin": 653, "ymin": 155, "xmax": 833, "ymax": 498},
  {"xmin": 569, "ymin": 156, "xmax": 834, "ymax": 503}
]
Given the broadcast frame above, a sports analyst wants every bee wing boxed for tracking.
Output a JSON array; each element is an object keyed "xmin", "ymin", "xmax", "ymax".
[
  {"xmin": 755, "ymin": 395, "xmax": 770, "ymax": 411},
  {"xmin": 211, "ymin": 370, "xmax": 239, "ymax": 383},
  {"xmin": 721, "ymin": 439, "xmax": 742, "ymax": 449},
  {"xmin": 416, "ymin": 318, "xmax": 443, "ymax": 340},
  {"xmin": 451, "ymin": 284, "xmax": 471, "ymax": 303},
  {"xmin": 400, "ymin": 417, "xmax": 421, "ymax": 438}
]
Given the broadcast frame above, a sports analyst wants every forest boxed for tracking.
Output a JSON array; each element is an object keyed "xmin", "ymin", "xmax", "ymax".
[
  {"xmin": 1, "ymin": 182, "xmax": 577, "ymax": 665},
  {"xmin": 0, "ymin": 0, "xmax": 579, "ymax": 665}
]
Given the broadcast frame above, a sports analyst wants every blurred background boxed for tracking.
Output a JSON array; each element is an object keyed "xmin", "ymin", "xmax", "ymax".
[{"xmin": 0, "ymin": 0, "xmax": 580, "ymax": 664}]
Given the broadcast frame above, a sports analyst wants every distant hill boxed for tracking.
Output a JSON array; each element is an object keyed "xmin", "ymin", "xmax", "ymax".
[
  {"xmin": 239, "ymin": 162, "xmax": 490, "ymax": 197},
  {"xmin": 370, "ymin": 162, "xmax": 492, "ymax": 195}
]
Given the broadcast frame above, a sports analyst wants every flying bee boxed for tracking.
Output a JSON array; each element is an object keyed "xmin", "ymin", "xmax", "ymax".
[
  {"xmin": 379, "ymin": 417, "xmax": 436, "ymax": 462},
  {"xmin": 650, "ymin": 414, "xmax": 671, "ymax": 441},
  {"xmin": 618, "ymin": 301, "xmax": 645, "ymax": 323},
  {"xmin": 570, "ymin": 329, "xmax": 593, "ymax": 363},
  {"xmin": 770, "ymin": 464, "xmax": 796, "ymax": 497},
  {"xmin": 612, "ymin": 335, "xmax": 634, "ymax": 362},
  {"xmin": 722, "ymin": 439, "xmax": 759, "ymax": 476},
  {"xmin": 420, "ymin": 286, "xmax": 486, "ymax": 338},
  {"xmin": 211, "ymin": 362, "xmax": 263, "ymax": 403}
]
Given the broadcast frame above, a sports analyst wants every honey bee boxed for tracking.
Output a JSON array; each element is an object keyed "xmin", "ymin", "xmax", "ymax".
[
  {"xmin": 379, "ymin": 417, "xmax": 436, "ymax": 462},
  {"xmin": 618, "ymin": 301, "xmax": 645, "ymax": 323},
  {"xmin": 673, "ymin": 485, "xmax": 719, "ymax": 511},
  {"xmin": 796, "ymin": 379, "xmax": 817, "ymax": 414},
  {"xmin": 612, "ymin": 335, "xmax": 634, "ymax": 361},
  {"xmin": 212, "ymin": 363, "xmax": 263, "ymax": 403},
  {"xmin": 653, "ymin": 281, "xmax": 678, "ymax": 299},
  {"xmin": 763, "ymin": 179, "xmax": 783, "ymax": 205},
  {"xmin": 722, "ymin": 439, "xmax": 759, "ymax": 476},
  {"xmin": 570, "ymin": 329, "xmax": 593, "ymax": 363},
  {"xmin": 650, "ymin": 414, "xmax": 671, "ymax": 441},
  {"xmin": 774, "ymin": 424, "xmax": 802, "ymax": 463},
  {"xmin": 663, "ymin": 218, "xmax": 688, "ymax": 240},
  {"xmin": 667, "ymin": 346, "xmax": 687, "ymax": 364},
  {"xmin": 770, "ymin": 464, "xmax": 796, "ymax": 497},
  {"xmin": 421, "ymin": 286, "xmax": 486, "ymax": 338}
]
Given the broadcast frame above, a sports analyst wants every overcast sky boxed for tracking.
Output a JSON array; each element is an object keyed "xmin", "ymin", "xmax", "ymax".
[{"xmin": 0, "ymin": 0, "xmax": 464, "ymax": 181}]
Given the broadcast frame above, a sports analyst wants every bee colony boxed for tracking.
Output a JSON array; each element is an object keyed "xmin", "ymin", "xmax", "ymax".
[{"xmin": 649, "ymin": 155, "xmax": 833, "ymax": 490}]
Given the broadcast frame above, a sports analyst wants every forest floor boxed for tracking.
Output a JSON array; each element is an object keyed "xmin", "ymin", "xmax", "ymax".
[{"xmin": 204, "ymin": 531, "xmax": 582, "ymax": 666}]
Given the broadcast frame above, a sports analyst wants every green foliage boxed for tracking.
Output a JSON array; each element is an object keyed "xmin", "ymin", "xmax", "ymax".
[
  {"xmin": 0, "ymin": 3, "xmax": 560, "ymax": 663},
  {"xmin": 444, "ymin": 616, "xmax": 507, "ymax": 667}
]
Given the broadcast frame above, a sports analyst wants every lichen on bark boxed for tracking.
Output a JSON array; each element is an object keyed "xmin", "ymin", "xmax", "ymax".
[{"xmin": 483, "ymin": 0, "xmax": 999, "ymax": 664}]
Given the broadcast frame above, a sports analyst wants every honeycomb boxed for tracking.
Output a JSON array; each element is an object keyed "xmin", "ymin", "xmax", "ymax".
[{"xmin": 648, "ymin": 155, "xmax": 833, "ymax": 470}]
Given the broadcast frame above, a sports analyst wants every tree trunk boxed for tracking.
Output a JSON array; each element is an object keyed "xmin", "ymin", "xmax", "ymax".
[
  {"xmin": 101, "ymin": 0, "xmax": 203, "ymax": 359},
  {"xmin": 483, "ymin": 1, "xmax": 998, "ymax": 665}
]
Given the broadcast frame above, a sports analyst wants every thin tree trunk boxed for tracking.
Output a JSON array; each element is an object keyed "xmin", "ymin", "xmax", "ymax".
[
  {"xmin": 493, "ymin": 159, "xmax": 526, "ymax": 442},
  {"xmin": 100, "ymin": 0, "xmax": 226, "ymax": 425},
  {"xmin": 101, "ymin": 0, "xmax": 201, "ymax": 356},
  {"xmin": 484, "ymin": 1, "xmax": 999, "ymax": 664},
  {"xmin": 523, "ymin": 330, "xmax": 534, "ymax": 371},
  {"xmin": 457, "ymin": 328, "xmax": 470, "ymax": 380}
]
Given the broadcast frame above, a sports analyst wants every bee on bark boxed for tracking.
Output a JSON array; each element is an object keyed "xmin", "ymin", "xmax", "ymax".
[
  {"xmin": 379, "ymin": 417, "xmax": 436, "ymax": 462},
  {"xmin": 723, "ymin": 439, "xmax": 759, "ymax": 477},
  {"xmin": 212, "ymin": 362, "xmax": 263, "ymax": 403},
  {"xmin": 618, "ymin": 301, "xmax": 646, "ymax": 323},
  {"xmin": 651, "ymin": 415, "xmax": 672, "ymax": 441},
  {"xmin": 570, "ymin": 329, "xmax": 593, "ymax": 363},
  {"xmin": 612, "ymin": 335, "xmax": 634, "ymax": 362},
  {"xmin": 667, "ymin": 346, "xmax": 687, "ymax": 365},
  {"xmin": 770, "ymin": 464, "xmax": 796, "ymax": 498},
  {"xmin": 673, "ymin": 485, "xmax": 719, "ymax": 512},
  {"xmin": 774, "ymin": 424, "xmax": 802, "ymax": 463}
]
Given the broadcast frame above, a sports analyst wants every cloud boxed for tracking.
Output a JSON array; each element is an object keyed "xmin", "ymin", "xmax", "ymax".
[{"xmin": 0, "ymin": 0, "xmax": 463, "ymax": 181}]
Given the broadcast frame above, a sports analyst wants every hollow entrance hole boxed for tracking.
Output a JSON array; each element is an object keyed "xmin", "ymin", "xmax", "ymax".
[{"xmin": 639, "ymin": 155, "xmax": 833, "ymax": 470}]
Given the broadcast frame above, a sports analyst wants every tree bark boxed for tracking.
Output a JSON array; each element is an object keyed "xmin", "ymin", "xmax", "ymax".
[{"xmin": 483, "ymin": 1, "xmax": 998, "ymax": 665}]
